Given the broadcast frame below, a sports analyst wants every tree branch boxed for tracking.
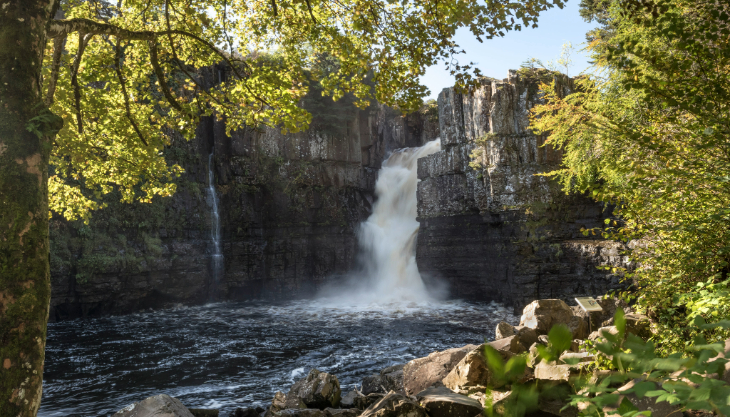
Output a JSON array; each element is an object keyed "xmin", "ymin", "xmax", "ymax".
[
  {"xmin": 115, "ymin": 39, "xmax": 149, "ymax": 146},
  {"xmin": 305, "ymin": 0, "xmax": 318, "ymax": 23},
  {"xmin": 147, "ymin": 40, "xmax": 184, "ymax": 112},
  {"xmin": 71, "ymin": 32, "xmax": 93, "ymax": 133},
  {"xmin": 45, "ymin": 35, "xmax": 66, "ymax": 106}
]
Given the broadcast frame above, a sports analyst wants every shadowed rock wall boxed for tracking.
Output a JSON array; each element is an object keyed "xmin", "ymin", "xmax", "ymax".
[
  {"xmin": 49, "ymin": 86, "xmax": 437, "ymax": 320},
  {"xmin": 416, "ymin": 70, "xmax": 628, "ymax": 312}
]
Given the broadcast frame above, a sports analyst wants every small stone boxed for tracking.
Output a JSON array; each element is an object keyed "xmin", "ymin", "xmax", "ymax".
[
  {"xmin": 514, "ymin": 326, "xmax": 538, "ymax": 348},
  {"xmin": 519, "ymin": 299, "xmax": 574, "ymax": 335},
  {"xmin": 114, "ymin": 394, "xmax": 194, "ymax": 417},
  {"xmin": 534, "ymin": 362, "xmax": 586, "ymax": 382}
]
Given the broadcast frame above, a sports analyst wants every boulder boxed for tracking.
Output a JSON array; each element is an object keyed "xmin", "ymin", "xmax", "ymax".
[
  {"xmin": 380, "ymin": 365, "xmax": 405, "ymax": 375},
  {"xmin": 567, "ymin": 316, "xmax": 589, "ymax": 340},
  {"xmin": 442, "ymin": 347, "xmax": 492, "ymax": 391},
  {"xmin": 362, "ymin": 366, "xmax": 404, "ymax": 395},
  {"xmin": 229, "ymin": 408, "xmax": 263, "ymax": 417},
  {"xmin": 402, "ymin": 344, "xmax": 477, "ymax": 396},
  {"xmin": 495, "ymin": 322, "xmax": 516, "ymax": 340},
  {"xmin": 269, "ymin": 410, "xmax": 329, "ymax": 417},
  {"xmin": 114, "ymin": 394, "xmax": 194, "ymax": 417},
  {"xmin": 189, "ymin": 410, "xmax": 218, "ymax": 417},
  {"xmin": 415, "ymin": 386, "xmax": 482, "ymax": 417},
  {"xmin": 325, "ymin": 408, "xmax": 361, "ymax": 417},
  {"xmin": 359, "ymin": 392, "xmax": 428, "ymax": 417},
  {"xmin": 340, "ymin": 391, "xmax": 359, "ymax": 409},
  {"xmin": 287, "ymin": 369, "xmax": 341, "ymax": 409},
  {"xmin": 353, "ymin": 394, "xmax": 386, "ymax": 411},
  {"xmin": 519, "ymin": 300, "xmax": 575, "ymax": 335},
  {"xmin": 514, "ymin": 326, "xmax": 538, "ymax": 348},
  {"xmin": 488, "ymin": 336, "xmax": 525, "ymax": 356}
]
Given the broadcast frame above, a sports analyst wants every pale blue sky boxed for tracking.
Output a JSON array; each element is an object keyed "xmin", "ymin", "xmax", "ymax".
[{"xmin": 420, "ymin": 0, "xmax": 597, "ymax": 100}]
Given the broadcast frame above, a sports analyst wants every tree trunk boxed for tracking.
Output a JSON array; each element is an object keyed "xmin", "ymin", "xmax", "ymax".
[{"xmin": 1, "ymin": 1, "xmax": 61, "ymax": 416}]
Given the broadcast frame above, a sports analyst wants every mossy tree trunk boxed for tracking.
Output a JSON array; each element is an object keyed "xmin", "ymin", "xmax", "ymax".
[{"xmin": 1, "ymin": 1, "xmax": 61, "ymax": 416}]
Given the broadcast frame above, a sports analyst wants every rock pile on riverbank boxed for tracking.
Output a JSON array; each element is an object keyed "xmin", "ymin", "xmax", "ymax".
[{"xmin": 113, "ymin": 297, "xmax": 664, "ymax": 417}]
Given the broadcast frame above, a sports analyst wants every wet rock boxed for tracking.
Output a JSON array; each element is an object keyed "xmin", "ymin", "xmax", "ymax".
[
  {"xmin": 380, "ymin": 365, "xmax": 405, "ymax": 375},
  {"xmin": 190, "ymin": 410, "xmax": 219, "ymax": 417},
  {"xmin": 270, "ymin": 410, "xmax": 329, "ymax": 417},
  {"xmin": 415, "ymin": 386, "xmax": 482, "ymax": 417},
  {"xmin": 114, "ymin": 394, "xmax": 194, "ymax": 417},
  {"xmin": 229, "ymin": 408, "xmax": 262, "ymax": 417},
  {"xmin": 495, "ymin": 322, "xmax": 516, "ymax": 340},
  {"xmin": 288, "ymin": 369, "xmax": 341, "ymax": 409},
  {"xmin": 519, "ymin": 300, "xmax": 575, "ymax": 335},
  {"xmin": 403, "ymin": 344, "xmax": 477, "ymax": 396},
  {"xmin": 353, "ymin": 394, "xmax": 386, "ymax": 411},
  {"xmin": 340, "ymin": 391, "xmax": 359, "ymax": 409},
  {"xmin": 325, "ymin": 408, "xmax": 361, "ymax": 417},
  {"xmin": 362, "ymin": 366, "xmax": 405, "ymax": 395},
  {"xmin": 359, "ymin": 392, "xmax": 428, "ymax": 417}
]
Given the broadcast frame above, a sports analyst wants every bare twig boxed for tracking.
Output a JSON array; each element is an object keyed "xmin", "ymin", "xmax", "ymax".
[{"xmin": 70, "ymin": 32, "xmax": 93, "ymax": 133}]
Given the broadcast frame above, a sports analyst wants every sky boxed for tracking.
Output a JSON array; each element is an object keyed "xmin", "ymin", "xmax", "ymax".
[{"xmin": 419, "ymin": 0, "xmax": 598, "ymax": 100}]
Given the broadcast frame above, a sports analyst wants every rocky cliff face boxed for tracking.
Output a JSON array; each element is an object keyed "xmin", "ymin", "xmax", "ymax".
[
  {"xmin": 416, "ymin": 70, "xmax": 628, "ymax": 312},
  {"xmin": 49, "ymin": 90, "xmax": 437, "ymax": 321}
]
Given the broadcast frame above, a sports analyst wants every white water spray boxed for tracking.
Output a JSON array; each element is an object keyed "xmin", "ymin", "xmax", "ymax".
[
  {"xmin": 320, "ymin": 138, "xmax": 442, "ymax": 306},
  {"xmin": 207, "ymin": 153, "xmax": 223, "ymax": 290}
]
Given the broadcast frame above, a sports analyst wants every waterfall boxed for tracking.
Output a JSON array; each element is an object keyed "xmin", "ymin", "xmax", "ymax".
[
  {"xmin": 346, "ymin": 138, "xmax": 442, "ymax": 304},
  {"xmin": 207, "ymin": 153, "xmax": 223, "ymax": 292}
]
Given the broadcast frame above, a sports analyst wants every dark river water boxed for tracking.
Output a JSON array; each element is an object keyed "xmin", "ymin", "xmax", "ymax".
[{"xmin": 39, "ymin": 299, "xmax": 516, "ymax": 417}]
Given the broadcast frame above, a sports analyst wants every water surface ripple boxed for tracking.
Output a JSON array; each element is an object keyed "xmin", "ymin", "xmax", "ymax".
[{"xmin": 40, "ymin": 299, "xmax": 516, "ymax": 417}]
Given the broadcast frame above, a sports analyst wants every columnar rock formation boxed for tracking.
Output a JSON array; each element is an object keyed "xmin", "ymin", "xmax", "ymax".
[{"xmin": 416, "ymin": 70, "xmax": 627, "ymax": 311}]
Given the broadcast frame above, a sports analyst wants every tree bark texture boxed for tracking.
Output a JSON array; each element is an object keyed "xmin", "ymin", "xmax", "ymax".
[{"xmin": 1, "ymin": 1, "xmax": 61, "ymax": 416}]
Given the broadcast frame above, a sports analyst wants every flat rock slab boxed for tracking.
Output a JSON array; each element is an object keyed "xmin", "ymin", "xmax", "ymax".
[
  {"xmin": 416, "ymin": 386, "xmax": 482, "ymax": 417},
  {"xmin": 114, "ymin": 394, "xmax": 194, "ymax": 417}
]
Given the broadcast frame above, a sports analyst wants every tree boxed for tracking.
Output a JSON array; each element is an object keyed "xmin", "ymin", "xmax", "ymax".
[
  {"xmin": 531, "ymin": 0, "xmax": 730, "ymax": 353},
  {"xmin": 0, "ymin": 0, "xmax": 567, "ymax": 415}
]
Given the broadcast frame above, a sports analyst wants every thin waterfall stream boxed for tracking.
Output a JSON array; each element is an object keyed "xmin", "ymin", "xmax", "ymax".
[{"xmin": 207, "ymin": 153, "xmax": 224, "ymax": 293}]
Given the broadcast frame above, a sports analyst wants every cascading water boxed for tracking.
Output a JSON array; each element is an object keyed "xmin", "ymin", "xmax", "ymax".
[
  {"xmin": 207, "ymin": 153, "xmax": 224, "ymax": 292},
  {"xmin": 321, "ymin": 138, "xmax": 441, "ymax": 305}
]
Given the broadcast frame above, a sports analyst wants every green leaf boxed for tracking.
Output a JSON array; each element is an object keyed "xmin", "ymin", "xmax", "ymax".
[{"xmin": 618, "ymin": 397, "xmax": 639, "ymax": 414}]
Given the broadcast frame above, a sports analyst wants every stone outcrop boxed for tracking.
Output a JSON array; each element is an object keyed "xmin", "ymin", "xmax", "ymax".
[
  {"xmin": 402, "ymin": 345, "xmax": 477, "ymax": 396},
  {"xmin": 287, "ymin": 369, "xmax": 341, "ymax": 409},
  {"xmin": 48, "ymin": 79, "xmax": 437, "ymax": 320},
  {"xmin": 362, "ymin": 365, "xmax": 405, "ymax": 395},
  {"xmin": 114, "ymin": 394, "xmax": 194, "ymax": 417},
  {"xmin": 416, "ymin": 69, "xmax": 628, "ymax": 313}
]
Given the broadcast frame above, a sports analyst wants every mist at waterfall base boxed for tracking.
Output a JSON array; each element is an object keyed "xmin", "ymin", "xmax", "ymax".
[
  {"xmin": 317, "ymin": 139, "xmax": 446, "ymax": 306},
  {"xmin": 38, "ymin": 139, "xmax": 519, "ymax": 416}
]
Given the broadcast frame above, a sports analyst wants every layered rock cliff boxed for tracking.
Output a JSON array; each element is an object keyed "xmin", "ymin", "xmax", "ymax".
[
  {"xmin": 49, "ymin": 89, "xmax": 437, "ymax": 320},
  {"xmin": 416, "ymin": 70, "xmax": 628, "ymax": 311}
]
